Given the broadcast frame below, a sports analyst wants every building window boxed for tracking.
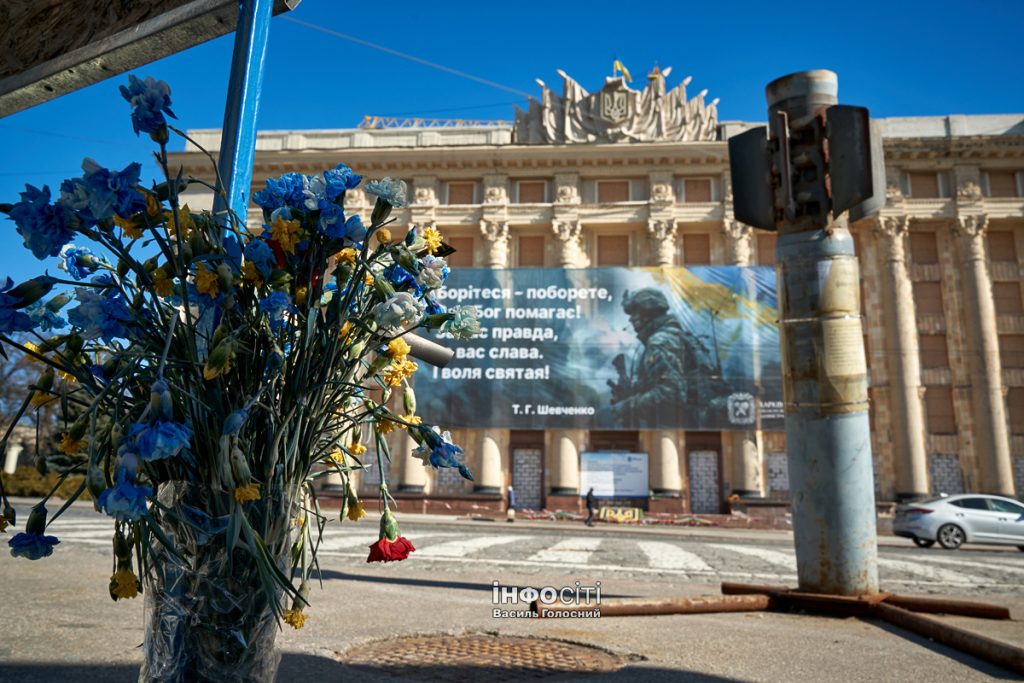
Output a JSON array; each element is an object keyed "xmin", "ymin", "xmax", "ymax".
[
  {"xmin": 993, "ymin": 282, "xmax": 1023, "ymax": 315},
  {"xmin": 757, "ymin": 234, "xmax": 776, "ymax": 265},
  {"xmin": 517, "ymin": 235, "xmax": 545, "ymax": 267},
  {"xmin": 517, "ymin": 180, "xmax": 547, "ymax": 203},
  {"xmin": 1008, "ymin": 387, "xmax": 1024, "ymax": 435},
  {"xmin": 907, "ymin": 172, "xmax": 941, "ymax": 199},
  {"xmin": 913, "ymin": 281, "xmax": 944, "ymax": 315},
  {"xmin": 596, "ymin": 235, "xmax": 630, "ymax": 266},
  {"xmin": 683, "ymin": 178, "xmax": 713, "ymax": 203},
  {"xmin": 909, "ymin": 232, "xmax": 940, "ymax": 265},
  {"xmin": 446, "ymin": 236, "xmax": 474, "ymax": 267},
  {"xmin": 987, "ymin": 230, "xmax": 1018, "ymax": 263},
  {"xmin": 984, "ymin": 171, "xmax": 1021, "ymax": 198},
  {"xmin": 682, "ymin": 234, "xmax": 711, "ymax": 265},
  {"xmin": 597, "ymin": 180, "xmax": 630, "ymax": 203},
  {"xmin": 919, "ymin": 334, "xmax": 949, "ymax": 369},
  {"xmin": 1000, "ymin": 335, "xmax": 1024, "ymax": 369},
  {"xmin": 925, "ymin": 386, "xmax": 956, "ymax": 435},
  {"xmin": 446, "ymin": 182, "xmax": 476, "ymax": 205}
]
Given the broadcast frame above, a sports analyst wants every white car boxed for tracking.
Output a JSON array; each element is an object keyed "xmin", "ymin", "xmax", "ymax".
[{"xmin": 893, "ymin": 494, "xmax": 1024, "ymax": 550}]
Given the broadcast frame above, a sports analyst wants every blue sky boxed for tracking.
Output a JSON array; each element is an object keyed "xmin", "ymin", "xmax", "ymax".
[{"xmin": 1, "ymin": 0, "xmax": 1022, "ymax": 283}]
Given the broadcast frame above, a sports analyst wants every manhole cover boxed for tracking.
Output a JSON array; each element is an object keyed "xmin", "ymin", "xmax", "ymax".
[{"xmin": 340, "ymin": 633, "xmax": 626, "ymax": 681}]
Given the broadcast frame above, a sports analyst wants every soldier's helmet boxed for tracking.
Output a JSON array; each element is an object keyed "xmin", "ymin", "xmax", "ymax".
[{"xmin": 622, "ymin": 288, "xmax": 670, "ymax": 316}]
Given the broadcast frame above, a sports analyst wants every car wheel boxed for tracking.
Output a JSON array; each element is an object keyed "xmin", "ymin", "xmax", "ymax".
[
  {"xmin": 912, "ymin": 538, "xmax": 935, "ymax": 548},
  {"xmin": 937, "ymin": 524, "xmax": 965, "ymax": 550}
]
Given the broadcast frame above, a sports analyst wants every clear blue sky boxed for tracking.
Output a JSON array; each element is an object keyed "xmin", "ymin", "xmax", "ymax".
[{"xmin": 1, "ymin": 0, "xmax": 1021, "ymax": 283}]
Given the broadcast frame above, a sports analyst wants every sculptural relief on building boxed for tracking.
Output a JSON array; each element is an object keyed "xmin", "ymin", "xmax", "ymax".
[{"xmin": 513, "ymin": 67, "xmax": 719, "ymax": 144}]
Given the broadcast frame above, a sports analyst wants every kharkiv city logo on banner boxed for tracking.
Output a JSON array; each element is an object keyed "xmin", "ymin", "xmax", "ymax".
[{"xmin": 416, "ymin": 267, "xmax": 786, "ymax": 431}]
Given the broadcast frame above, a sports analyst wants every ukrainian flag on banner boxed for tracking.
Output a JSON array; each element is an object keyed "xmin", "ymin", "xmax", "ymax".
[{"xmin": 613, "ymin": 58, "xmax": 632, "ymax": 82}]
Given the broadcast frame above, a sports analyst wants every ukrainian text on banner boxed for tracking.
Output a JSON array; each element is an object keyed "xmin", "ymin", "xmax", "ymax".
[{"xmin": 416, "ymin": 267, "xmax": 785, "ymax": 431}]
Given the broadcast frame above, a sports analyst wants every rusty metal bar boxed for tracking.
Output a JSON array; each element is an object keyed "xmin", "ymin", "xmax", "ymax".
[
  {"xmin": 720, "ymin": 581, "xmax": 788, "ymax": 596},
  {"xmin": 873, "ymin": 602, "xmax": 1024, "ymax": 676},
  {"xmin": 885, "ymin": 594, "xmax": 1011, "ymax": 621},
  {"xmin": 531, "ymin": 594, "xmax": 772, "ymax": 618}
]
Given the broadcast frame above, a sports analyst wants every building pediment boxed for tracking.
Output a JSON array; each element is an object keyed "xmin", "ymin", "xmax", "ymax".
[{"xmin": 513, "ymin": 67, "xmax": 719, "ymax": 145}]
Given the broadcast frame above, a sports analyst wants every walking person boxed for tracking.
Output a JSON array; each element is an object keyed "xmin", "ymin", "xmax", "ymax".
[
  {"xmin": 585, "ymin": 487, "xmax": 596, "ymax": 527},
  {"xmin": 506, "ymin": 485, "xmax": 516, "ymax": 523}
]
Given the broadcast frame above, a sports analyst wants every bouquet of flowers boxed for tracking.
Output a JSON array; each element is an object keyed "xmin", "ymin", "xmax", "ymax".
[{"xmin": 0, "ymin": 75, "xmax": 479, "ymax": 682}]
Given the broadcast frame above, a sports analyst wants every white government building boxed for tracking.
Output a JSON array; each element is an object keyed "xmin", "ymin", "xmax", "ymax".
[{"xmin": 169, "ymin": 66, "xmax": 1024, "ymax": 515}]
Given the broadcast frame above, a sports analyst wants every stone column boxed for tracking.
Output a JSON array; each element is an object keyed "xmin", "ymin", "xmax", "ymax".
[
  {"xmin": 647, "ymin": 219, "xmax": 678, "ymax": 267},
  {"xmin": 953, "ymin": 215, "xmax": 1014, "ymax": 495},
  {"xmin": 721, "ymin": 219, "xmax": 763, "ymax": 497},
  {"xmin": 3, "ymin": 441, "xmax": 22, "ymax": 475},
  {"xmin": 474, "ymin": 431, "xmax": 503, "ymax": 494},
  {"xmin": 552, "ymin": 220, "xmax": 583, "ymax": 268},
  {"xmin": 650, "ymin": 432, "xmax": 682, "ymax": 495},
  {"xmin": 397, "ymin": 429, "xmax": 426, "ymax": 493},
  {"xmin": 550, "ymin": 430, "xmax": 581, "ymax": 494},
  {"xmin": 874, "ymin": 216, "xmax": 929, "ymax": 500},
  {"xmin": 480, "ymin": 220, "xmax": 510, "ymax": 268}
]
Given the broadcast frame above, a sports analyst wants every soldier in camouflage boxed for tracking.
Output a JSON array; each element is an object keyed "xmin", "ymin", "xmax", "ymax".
[{"xmin": 607, "ymin": 288, "xmax": 699, "ymax": 426}]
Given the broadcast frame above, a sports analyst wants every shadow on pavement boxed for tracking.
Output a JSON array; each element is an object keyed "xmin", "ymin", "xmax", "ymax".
[
  {"xmin": 0, "ymin": 657, "xmax": 747, "ymax": 682},
  {"xmin": 864, "ymin": 618, "xmax": 1023, "ymax": 680},
  {"xmin": 304, "ymin": 568, "xmax": 639, "ymax": 599}
]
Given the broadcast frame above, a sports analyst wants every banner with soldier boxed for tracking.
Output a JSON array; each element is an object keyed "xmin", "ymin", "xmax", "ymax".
[{"xmin": 418, "ymin": 267, "xmax": 785, "ymax": 431}]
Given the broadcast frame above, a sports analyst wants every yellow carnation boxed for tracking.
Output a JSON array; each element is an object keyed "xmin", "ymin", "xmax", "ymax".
[
  {"xmin": 194, "ymin": 263, "xmax": 219, "ymax": 297},
  {"xmin": 110, "ymin": 568, "xmax": 139, "ymax": 600},
  {"xmin": 282, "ymin": 609, "xmax": 307, "ymax": 629},
  {"xmin": 59, "ymin": 433, "xmax": 84, "ymax": 455},
  {"xmin": 114, "ymin": 214, "xmax": 143, "ymax": 239},
  {"xmin": 386, "ymin": 337, "xmax": 411, "ymax": 359},
  {"xmin": 376, "ymin": 228, "xmax": 392, "ymax": 245},
  {"xmin": 335, "ymin": 248, "xmax": 357, "ymax": 266},
  {"xmin": 423, "ymin": 226, "xmax": 443, "ymax": 254},
  {"xmin": 151, "ymin": 268, "xmax": 174, "ymax": 297},
  {"xmin": 242, "ymin": 261, "xmax": 264, "ymax": 288},
  {"xmin": 347, "ymin": 499, "xmax": 366, "ymax": 522},
  {"xmin": 234, "ymin": 482, "xmax": 262, "ymax": 503},
  {"xmin": 270, "ymin": 214, "xmax": 301, "ymax": 254},
  {"xmin": 348, "ymin": 442, "xmax": 367, "ymax": 456}
]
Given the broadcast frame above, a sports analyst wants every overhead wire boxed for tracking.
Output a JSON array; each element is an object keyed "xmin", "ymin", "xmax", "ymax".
[{"xmin": 280, "ymin": 16, "xmax": 532, "ymax": 100}]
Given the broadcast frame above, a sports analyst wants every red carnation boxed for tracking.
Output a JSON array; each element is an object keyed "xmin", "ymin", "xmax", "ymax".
[{"xmin": 367, "ymin": 536, "xmax": 415, "ymax": 563}]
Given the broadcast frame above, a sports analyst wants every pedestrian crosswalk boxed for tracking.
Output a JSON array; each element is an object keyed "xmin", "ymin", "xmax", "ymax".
[{"xmin": 36, "ymin": 518, "xmax": 1024, "ymax": 590}]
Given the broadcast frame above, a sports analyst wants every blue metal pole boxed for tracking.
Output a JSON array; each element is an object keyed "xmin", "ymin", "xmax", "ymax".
[
  {"xmin": 212, "ymin": 0, "xmax": 276, "ymax": 249},
  {"xmin": 768, "ymin": 71, "xmax": 879, "ymax": 596}
]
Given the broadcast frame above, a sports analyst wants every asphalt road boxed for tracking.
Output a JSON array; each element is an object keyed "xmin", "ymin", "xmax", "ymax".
[{"xmin": 2, "ymin": 499, "xmax": 1023, "ymax": 682}]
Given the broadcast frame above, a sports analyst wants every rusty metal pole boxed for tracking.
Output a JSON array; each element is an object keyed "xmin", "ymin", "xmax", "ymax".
[{"xmin": 767, "ymin": 71, "xmax": 879, "ymax": 595}]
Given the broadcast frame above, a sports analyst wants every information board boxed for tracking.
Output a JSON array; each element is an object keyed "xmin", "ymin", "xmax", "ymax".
[{"xmin": 579, "ymin": 451, "xmax": 649, "ymax": 499}]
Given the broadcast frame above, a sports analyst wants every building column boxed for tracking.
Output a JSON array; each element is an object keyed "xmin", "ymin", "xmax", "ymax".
[
  {"xmin": 550, "ymin": 430, "xmax": 580, "ymax": 494},
  {"xmin": 721, "ymin": 219, "xmax": 763, "ymax": 497},
  {"xmin": 397, "ymin": 429, "xmax": 426, "ymax": 493},
  {"xmin": 647, "ymin": 219, "xmax": 678, "ymax": 267},
  {"xmin": 552, "ymin": 220, "xmax": 583, "ymax": 268},
  {"xmin": 475, "ymin": 431, "xmax": 503, "ymax": 494},
  {"xmin": 3, "ymin": 441, "xmax": 22, "ymax": 475},
  {"xmin": 480, "ymin": 220, "xmax": 510, "ymax": 269},
  {"xmin": 874, "ymin": 216, "xmax": 929, "ymax": 500},
  {"xmin": 650, "ymin": 431, "xmax": 682, "ymax": 495},
  {"xmin": 953, "ymin": 215, "xmax": 1014, "ymax": 495}
]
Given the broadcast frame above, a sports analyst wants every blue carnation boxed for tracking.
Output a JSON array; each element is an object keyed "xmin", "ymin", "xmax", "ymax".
[
  {"xmin": 323, "ymin": 163, "xmax": 362, "ymax": 200},
  {"xmin": 68, "ymin": 284, "xmax": 134, "ymax": 342},
  {"xmin": 342, "ymin": 214, "xmax": 366, "ymax": 242},
  {"xmin": 128, "ymin": 420, "xmax": 193, "ymax": 461},
  {"xmin": 243, "ymin": 238, "xmax": 275, "ymax": 277},
  {"xmin": 384, "ymin": 264, "xmax": 423, "ymax": 296},
  {"xmin": 7, "ymin": 184, "xmax": 74, "ymax": 259},
  {"xmin": 253, "ymin": 172, "xmax": 306, "ymax": 211},
  {"xmin": 59, "ymin": 159, "xmax": 145, "ymax": 225},
  {"xmin": 259, "ymin": 291, "xmax": 295, "ymax": 330},
  {"xmin": 59, "ymin": 245, "xmax": 100, "ymax": 280},
  {"xmin": 425, "ymin": 299, "xmax": 446, "ymax": 316},
  {"xmin": 119, "ymin": 75, "xmax": 176, "ymax": 135},
  {"xmin": 364, "ymin": 177, "xmax": 408, "ymax": 208},
  {"xmin": 318, "ymin": 200, "xmax": 347, "ymax": 238},
  {"xmin": 8, "ymin": 531, "xmax": 60, "ymax": 560},
  {"xmin": 412, "ymin": 428, "xmax": 473, "ymax": 480},
  {"xmin": 0, "ymin": 277, "xmax": 33, "ymax": 334},
  {"xmin": 24, "ymin": 300, "xmax": 66, "ymax": 332},
  {"xmin": 98, "ymin": 464, "xmax": 152, "ymax": 522}
]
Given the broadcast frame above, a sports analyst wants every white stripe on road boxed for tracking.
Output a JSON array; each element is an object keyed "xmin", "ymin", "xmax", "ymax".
[
  {"xmin": 637, "ymin": 541, "xmax": 714, "ymax": 572},
  {"xmin": 417, "ymin": 535, "xmax": 527, "ymax": 558},
  {"xmin": 899, "ymin": 554, "xmax": 1024, "ymax": 577},
  {"xmin": 709, "ymin": 544, "xmax": 797, "ymax": 570},
  {"xmin": 876, "ymin": 557, "xmax": 985, "ymax": 585},
  {"xmin": 317, "ymin": 532, "xmax": 459, "ymax": 552},
  {"xmin": 528, "ymin": 537, "xmax": 601, "ymax": 564}
]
